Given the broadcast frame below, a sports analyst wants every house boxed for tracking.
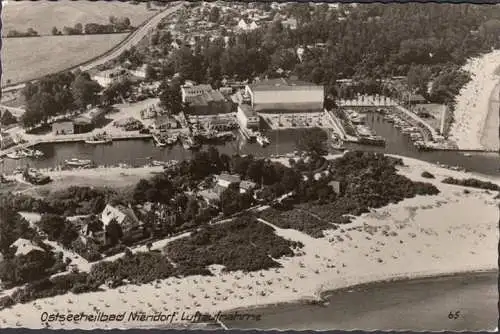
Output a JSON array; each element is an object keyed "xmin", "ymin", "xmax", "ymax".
[
  {"xmin": 181, "ymin": 84, "xmax": 213, "ymax": 103},
  {"xmin": 100, "ymin": 204, "xmax": 141, "ymax": 232},
  {"xmin": 240, "ymin": 180, "xmax": 257, "ymax": 194},
  {"xmin": 237, "ymin": 18, "xmax": 258, "ymax": 31},
  {"xmin": 183, "ymin": 85, "xmax": 235, "ymax": 116},
  {"xmin": 130, "ymin": 64, "xmax": 148, "ymax": 79},
  {"xmin": 199, "ymin": 189, "xmax": 221, "ymax": 207},
  {"xmin": 281, "ymin": 17, "xmax": 298, "ymax": 30},
  {"xmin": 0, "ymin": 132, "xmax": 15, "ymax": 149},
  {"xmin": 11, "ymin": 238, "xmax": 45, "ymax": 256},
  {"xmin": 404, "ymin": 93, "xmax": 427, "ymax": 105},
  {"xmin": 154, "ymin": 115, "xmax": 178, "ymax": 130},
  {"xmin": 92, "ymin": 67, "xmax": 130, "ymax": 87},
  {"xmin": 214, "ymin": 173, "xmax": 241, "ymax": 195},
  {"xmin": 52, "ymin": 121, "xmax": 74, "ymax": 135},
  {"xmin": 328, "ymin": 180, "xmax": 342, "ymax": 195}
]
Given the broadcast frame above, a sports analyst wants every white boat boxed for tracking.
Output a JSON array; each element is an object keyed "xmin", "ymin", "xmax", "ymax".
[
  {"xmin": 151, "ymin": 160, "xmax": 165, "ymax": 167},
  {"xmin": 152, "ymin": 134, "xmax": 166, "ymax": 147},
  {"xmin": 463, "ymin": 153, "xmax": 472, "ymax": 157},
  {"xmin": 6, "ymin": 150, "xmax": 26, "ymax": 159},
  {"xmin": 64, "ymin": 158, "xmax": 92, "ymax": 167},
  {"xmin": 256, "ymin": 134, "xmax": 270, "ymax": 147}
]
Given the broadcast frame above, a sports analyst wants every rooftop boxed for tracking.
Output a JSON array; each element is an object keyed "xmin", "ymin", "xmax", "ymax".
[
  {"xmin": 248, "ymin": 78, "xmax": 322, "ymax": 92},
  {"xmin": 218, "ymin": 173, "xmax": 241, "ymax": 184},
  {"xmin": 185, "ymin": 90, "xmax": 226, "ymax": 106},
  {"xmin": 238, "ymin": 104, "xmax": 257, "ymax": 118},
  {"xmin": 12, "ymin": 238, "xmax": 45, "ymax": 256}
]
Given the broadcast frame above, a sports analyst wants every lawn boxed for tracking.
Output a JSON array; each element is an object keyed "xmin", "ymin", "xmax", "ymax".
[
  {"xmin": 2, "ymin": 34, "xmax": 128, "ymax": 86},
  {"xmin": 2, "ymin": 0, "xmax": 156, "ymax": 36}
]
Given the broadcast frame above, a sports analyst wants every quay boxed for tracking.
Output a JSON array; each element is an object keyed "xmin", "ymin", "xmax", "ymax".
[{"xmin": 0, "ymin": 133, "xmax": 153, "ymax": 156}]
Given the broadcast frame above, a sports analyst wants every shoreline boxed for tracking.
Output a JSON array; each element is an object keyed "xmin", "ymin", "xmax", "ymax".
[
  {"xmin": 480, "ymin": 78, "xmax": 500, "ymax": 151},
  {"xmin": 0, "ymin": 154, "xmax": 497, "ymax": 329},
  {"xmin": 219, "ymin": 268, "xmax": 498, "ymax": 320}
]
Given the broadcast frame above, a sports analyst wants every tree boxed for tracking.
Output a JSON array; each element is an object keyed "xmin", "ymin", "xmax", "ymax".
[
  {"xmin": 71, "ymin": 73, "xmax": 101, "ymax": 110},
  {"xmin": 208, "ymin": 6, "xmax": 220, "ymax": 23},
  {"xmin": 51, "ymin": 27, "xmax": 60, "ymax": 36},
  {"xmin": 158, "ymin": 80, "xmax": 183, "ymax": 114},
  {"xmin": 0, "ymin": 110, "xmax": 17, "ymax": 126},
  {"xmin": 146, "ymin": 241, "xmax": 153, "ymax": 251},
  {"xmin": 295, "ymin": 127, "xmax": 328, "ymax": 157},
  {"xmin": 105, "ymin": 219, "xmax": 123, "ymax": 246}
]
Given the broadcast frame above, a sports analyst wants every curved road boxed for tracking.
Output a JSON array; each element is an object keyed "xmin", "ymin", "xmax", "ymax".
[{"xmin": 2, "ymin": 2, "xmax": 185, "ymax": 93}]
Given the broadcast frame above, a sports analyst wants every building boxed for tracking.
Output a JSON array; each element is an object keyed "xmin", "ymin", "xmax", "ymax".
[
  {"xmin": 154, "ymin": 115, "xmax": 178, "ymax": 130},
  {"xmin": 281, "ymin": 17, "xmax": 298, "ymax": 30},
  {"xmin": 237, "ymin": 18, "xmax": 259, "ymax": 31},
  {"xmin": 214, "ymin": 173, "xmax": 241, "ymax": 195},
  {"xmin": 240, "ymin": 180, "xmax": 257, "ymax": 194},
  {"xmin": 52, "ymin": 121, "xmax": 74, "ymax": 135},
  {"xmin": 199, "ymin": 189, "xmax": 221, "ymax": 207},
  {"xmin": 328, "ymin": 180, "xmax": 342, "ymax": 195},
  {"xmin": 183, "ymin": 86, "xmax": 235, "ymax": 116},
  {"xmin": 181, "ymin": 84, "xmax": 213, "ymax": 103},
  {"xmin": 12, "ymin": 238, "xmax": 45, "ymax": 256},
  {"xmin": 92, "ymin": 67, "xmax": 130, "ymax": 87},
  {"xmin": 245, "ymin": 78, "xmax": 324, "ymax": 113},
  {"xmin": 237, "ymin": 105, "xmax": 260, "ymax": 129},
  {"xmin": 0, "ymin": 132, "xmax": 15, "ymax": 149},
  {"xmin": 130, "ymin": 64, "xmax": 148, "ymax": 79},
  {"xmin": 100, "ymin": 204, "xmax": 141, "ymax": 232}
]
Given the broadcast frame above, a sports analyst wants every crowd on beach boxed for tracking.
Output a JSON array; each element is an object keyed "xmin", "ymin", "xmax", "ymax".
[{"xmin": 449, "ymin": 50, "xmax": 500, "ymax": 151}]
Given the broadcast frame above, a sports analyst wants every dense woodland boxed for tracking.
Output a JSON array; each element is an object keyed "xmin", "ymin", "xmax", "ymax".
[{"xmin": 141, "ymin": 3, "xmax": 500, "ymax": 104}]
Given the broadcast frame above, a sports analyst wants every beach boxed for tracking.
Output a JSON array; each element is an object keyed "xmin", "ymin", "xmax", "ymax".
[
  {"xmin": 449, "ymin": 50, "xmax": 500, "ymax": 151},
  {"xmin": 0, "ymin": 155, "xmax": 498, "ymax": 329}
]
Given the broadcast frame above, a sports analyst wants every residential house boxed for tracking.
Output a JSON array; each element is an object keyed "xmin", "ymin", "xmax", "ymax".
[
  {"xmin": 214, "ymin": 173, "xmax": 241, "ymax": 195},
  {"xmin": 199, "ymin": 189, "xmax": 221, "ymax": 207},
  {"xmin": 328, "ymin": 180, "xmax": 342, "ymax": 195},
  {"xmin": 130, "ymin": 64, "xmax": 148, "ymax": 79},
  {"xmin": 239, "ymin": 180, "xmax": 257, "ymax": 194},
  {"xmin": 92, "ymin": 67, "xmax": 130, "ymax": 88},
  {"xmin": 100, "ymin": 204, "xmax": 141, "ymax": 233},
  {"xmin": 154, "ymin": 114, "xmax": 178, "ymax": 131},
  {"xmin": 11, "ymin": 238, "xmax": 45, "ymax": 256},
  {"xmin": 281, "ymin": 17, "xmax": 298, "ymax": 30},
  {"xmin": 237, "ymin": 18, "xmax": 258, "ymax": 31}
]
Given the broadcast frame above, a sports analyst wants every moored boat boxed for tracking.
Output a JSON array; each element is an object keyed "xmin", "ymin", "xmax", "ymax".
[
  {"xmin": 85, "ymin": 133, "xmax": 112, "ymax": 145},
  {"xmin": 64, "ymin": 158, "xmax": 92, "ymax": 167}
]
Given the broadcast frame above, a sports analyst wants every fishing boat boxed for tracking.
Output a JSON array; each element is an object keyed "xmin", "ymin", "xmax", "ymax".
[
  {"xmin": 166, "ymin": 133, "xmax": 179, "ymax": 145},
  {"xmin": 182, "ymin": 135, "xmax": 200, "ymax": 150},
  {"xmin": 256, "ymin": 133, "xmax": 270, "ymax": 147},
  {"xmin": 463, "ymin": 153, "xmax": 472, "ymax": 157},
  {"xmin": 152, "ymin": 134, "xmax": 166, "ymax": 147},
  {"xmin": 6, "ymin": 150, "xmax": 27, "ymax": 159},
  {"xmin": 64, "ymin": 158, "xmax": 92, "ymax": 167},
  {"xmin": 151, "ymin": 160, "xmax": 166, "ymax": 167},
  {"xmin": 85, "ymin": 133, "xmax": 112, "ymax": 145}
]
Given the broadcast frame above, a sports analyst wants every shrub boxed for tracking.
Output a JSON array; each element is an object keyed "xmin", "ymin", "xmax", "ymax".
[{"xmin": 421, "ymin": 171, "xmax": 435, "ymax": 179}]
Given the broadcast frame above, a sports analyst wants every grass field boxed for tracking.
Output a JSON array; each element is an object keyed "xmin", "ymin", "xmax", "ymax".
[
  {"xmin": 2, "ymin": 0, "xmax": 156, "ymax": 36},
  {"xmin": 1, "ymin": 34, "xmax": 129, "ymax": 86}
]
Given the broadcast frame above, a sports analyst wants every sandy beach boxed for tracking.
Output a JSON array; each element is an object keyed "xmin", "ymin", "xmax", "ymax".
[
  {"xmin": 449, "ymin": 50, "xmax": 500, "ymax": 151},
  {"xmin": 480, "ymin": 81, "xmax": 500, "ymax": 151},
  {"xmin": 0, "ymin": 154, "xmax": 497, "ymax": 329}
]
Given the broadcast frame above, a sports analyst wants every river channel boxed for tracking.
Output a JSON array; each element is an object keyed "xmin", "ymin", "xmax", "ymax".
[{"xmin": 1, "ymin": 113, "xmax": 498, "ymax": 177}]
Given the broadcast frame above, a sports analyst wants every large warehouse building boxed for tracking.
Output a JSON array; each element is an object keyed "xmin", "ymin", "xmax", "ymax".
[{"xmin": 245, "ymin": 78, "xmax": 324, "ymax": 113}]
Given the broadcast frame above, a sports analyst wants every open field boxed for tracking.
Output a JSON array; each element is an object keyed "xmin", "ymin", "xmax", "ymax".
[
  {"xmin": 1, "ymin": 34, "xmax": 128, "ymax": 86},
  {"xmin": 2, "ymin": 0, "xmax": 156, "ymax": 36}
]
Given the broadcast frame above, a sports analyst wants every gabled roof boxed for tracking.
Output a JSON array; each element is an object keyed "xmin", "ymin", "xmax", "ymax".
[
  {"xmin": 217, "ymin": 173, "xmax": 241, "ymax": 184},
  {"xmin": 12, "ymin": 238, "xmax": 45, "ymax": 256}
]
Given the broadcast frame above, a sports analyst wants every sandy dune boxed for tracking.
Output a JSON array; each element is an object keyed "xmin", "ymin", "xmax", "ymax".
[{"xmin": 0, "ymin": 156, "xmax": 497, "ymax": 329}]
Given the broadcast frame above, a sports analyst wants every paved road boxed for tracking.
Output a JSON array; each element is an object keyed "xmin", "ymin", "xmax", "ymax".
[{"xmin": 1, "ymin": 2, "xmax": 185, "ymax": 93}]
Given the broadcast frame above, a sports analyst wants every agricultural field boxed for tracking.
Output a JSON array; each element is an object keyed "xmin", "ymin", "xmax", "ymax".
[
  {"xmin": 2, "ymin": 0, "xmax": 156, "ymax": 36},
  {"xmin": 1, "ymin": 34, "xmax": 129, "ymax": 86}
]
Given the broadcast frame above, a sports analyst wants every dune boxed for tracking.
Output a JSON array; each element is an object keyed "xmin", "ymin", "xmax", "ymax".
[{"xmin": 0, "ymin": 155, "xmax": 497, "ymax": 329}]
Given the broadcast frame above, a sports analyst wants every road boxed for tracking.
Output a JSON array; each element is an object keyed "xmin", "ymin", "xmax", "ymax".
[{"xmin": 1, "ymin": 2, "xmax": 185, "ymax": 93}]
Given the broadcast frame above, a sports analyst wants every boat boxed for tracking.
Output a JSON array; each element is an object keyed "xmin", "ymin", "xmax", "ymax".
[
  {"xmin": 463, "ymin": 153, "xmax": 472, "ymax": 157},
  {"xmin": 256, "ymin": 133, "xmax": 270, "ymax": 147},
  {"xmin": 85, "ymin": 133, "xmax": 112, "ymax": 145},
  {"xmin": 64, "ymin": 158, "xmax": 92, "ymax": 167},
  {"xmin": 152, "ymin": 134, "xmax": 166, "ymax": 147},
  {"xmin": 6, "ymin": 150, "xmax": 26, "ymax": 159},
  {"xmin": 183, "ymin": 135, "xmax": 200, "ymax": 150},
  {"xmin": 358, "ymin": 135, "xmax": 386, "ymax": 146},
  {"xmin": 151, "ymin": 160, "xmax": 165, "ymax": 167},
  {"xmin": 166, "ymin": 133, "xmax": 179, "ymax": 145}
]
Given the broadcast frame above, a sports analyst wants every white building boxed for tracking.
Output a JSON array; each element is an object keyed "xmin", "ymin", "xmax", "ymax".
[
  {"xmin": 100, "ymin": 204, "xmax": 140, "ymax": 232},
  {"xmin": 92, "ymin": 67, "xmax": 130, "ymax": 87},
  {"xmin": 245, "ymin": 78, "xmax": 324, "ymax": 113},
  {"xmin": 12, "ymin": 238, "xmax": 45, "ymax": 256},
  {"xmin": 130, "ymin": 64, "xmax": 148, "ymax": 79},
  {"xmin": 237, "ymin": 18, "xmax": 258, "ymax": 31},
  {"xmin": 237, "ymin": 104, "xmax": 260, "ymax": 129}
]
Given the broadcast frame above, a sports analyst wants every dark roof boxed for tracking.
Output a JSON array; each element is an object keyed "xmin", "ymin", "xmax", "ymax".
[
  {"xmin": 185, "ymin": 91, "xmax": 226, "ymax": 106},
  {"xmin": 248, "ymin": 78, "xmax": 322, "ymax": 92}
]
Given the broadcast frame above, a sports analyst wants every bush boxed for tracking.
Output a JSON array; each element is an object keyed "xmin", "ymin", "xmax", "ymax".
[
  {"xmin": 421, "ymin": 171, "xmax": 435, "ymax": 179},
  {"xmin": 165, "ymin": 216, "xmax": 303, "ymax": 273},
  {"xmin": 442, "ymin": 177, "xmax": 500, "ymax": 191},
  {"xmin": 0, "ymin": 296, "xmax": 14, "ymax": 310}
]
